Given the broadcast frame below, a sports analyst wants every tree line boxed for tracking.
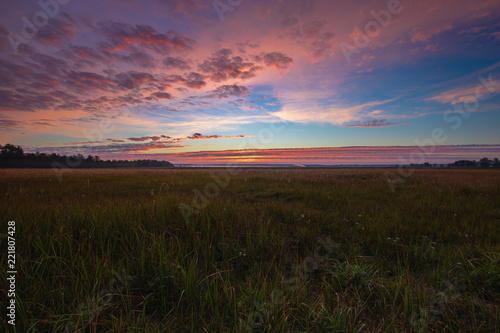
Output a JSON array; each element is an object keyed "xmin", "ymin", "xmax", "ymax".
[
  {"xmin": 406, "ymin": 157, "xmax": 500, "ymax": 168},
  {"xmin": 447, "ymin": 157, "xmax": 500, "ymax": 168},
  {"xmin": 0, "ymin": 144, "xmax": 174, "ymax": 168}
]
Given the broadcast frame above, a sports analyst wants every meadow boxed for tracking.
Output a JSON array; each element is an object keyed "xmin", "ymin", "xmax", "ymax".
[{"xmin": 0, "ymin": 168, "xmax": 499, "ymax": 332}]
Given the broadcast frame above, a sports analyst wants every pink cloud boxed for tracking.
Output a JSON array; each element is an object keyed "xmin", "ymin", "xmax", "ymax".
[{"xmin": 411, "ymin": 24, "xmax": 453, "ymax": 43}]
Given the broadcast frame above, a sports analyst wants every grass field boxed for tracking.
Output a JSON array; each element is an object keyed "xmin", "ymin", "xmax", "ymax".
[{"xmin": 1, "ymin": 168, "xmax": 499, "ymax": 332}]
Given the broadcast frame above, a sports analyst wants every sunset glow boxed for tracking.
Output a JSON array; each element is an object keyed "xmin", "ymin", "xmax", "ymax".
[{"xmin": 1, "ymin": 0, "xmax": 499, "ymax": 164}]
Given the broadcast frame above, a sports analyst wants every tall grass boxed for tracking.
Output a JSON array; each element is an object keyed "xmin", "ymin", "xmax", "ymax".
[{"xmin": 0, "ymin": 168, "xmax": 499, "ymax": 332}]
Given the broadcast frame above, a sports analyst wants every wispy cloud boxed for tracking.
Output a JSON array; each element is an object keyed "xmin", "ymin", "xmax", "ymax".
[
  {"xmin": 39, "ymin": 133, "xmax": 251, "ymax": 155},
  {"xmin": 426, "ymin": 76, "xmax": 500, "ymax": 104},
  {"xmin": 88, "ymin": 145, "xmax": 500, "ymax": 165},
  {"xmin": 271, "ymin": 99, "xmax": 396, "ymax": 126},
  {"xmin": 341, "ymin": 119, "xmax": 409, "ymax": 127}
]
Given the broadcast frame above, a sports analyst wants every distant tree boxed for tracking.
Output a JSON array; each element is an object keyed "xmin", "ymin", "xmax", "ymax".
[
  {"xmin": 448, "ymin": 160, "xmax": 478, "ymax": 167},
  {"xmin": 493, "ymin": 158, "xmax": 500, "ymax": 168},
  {"xmin": 479, "ymin": 157, "xmax": 491, "ymax": 168},
  {"xmin": 1, "ymin": 144, "xmax": 174, "ymax": 169},
  {"xmin": 1, "ymin": 143, "xmax": 24, "ymax": 158}
]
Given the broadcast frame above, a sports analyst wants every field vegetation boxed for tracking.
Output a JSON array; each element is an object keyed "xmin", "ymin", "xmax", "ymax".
[{"xmin": 1, "ymin": 168, "xmax": 499, "ymax": 332}]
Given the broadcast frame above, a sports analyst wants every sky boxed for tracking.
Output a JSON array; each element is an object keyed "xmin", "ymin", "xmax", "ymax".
[{"xmin": 0, "ymin": 0, "xmax": 499, "ymax": 165}]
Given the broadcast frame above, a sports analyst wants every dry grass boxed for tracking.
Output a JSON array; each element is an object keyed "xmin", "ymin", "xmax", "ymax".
[{"xmin": 0, "ymin": 167, "xmax": 499, "ymax": 332}]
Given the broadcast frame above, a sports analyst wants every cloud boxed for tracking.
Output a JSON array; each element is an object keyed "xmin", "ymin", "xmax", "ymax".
[
  {"xmin": 0, "ymin": 53, "xmax": 187, "ymax": 112},
  {"xmin": 35, "ymin": 12, "xmax": 77, "ymax": 46},
  {"xmin": 127, "ymin": 135, "xmax": 172, "ymax": 142},
  {"xmin": 120, "ymin": 133, "xmax": 246, "ymax": 144},
  {"xmin": 0, "ymin": 89, "xmax": 62, "ymax": 112},
  {"xmin": 28, "ymin": 53, "xmax": 70, "ymax": 76},
  {"xmin": 109, "ymin": 145, "xmax": 500, "ymax": 165},
  {"xmin": 491, "ymin": 31, "xmax": 500, "ymax": 41},
  {"xmin": 287, "ymin": 20, "xmax": 335, "ymax": 61},
  {"xmin": 272, "ymin": 99, "xmax": 396, "ymax": 126},
  {"xmin": 186, "ymin": 133, "xmax": 246, "ymax": 140},
  {"xmin": 3, "ymin": 0, "xmax": 500, "ymax": 154},
  {"xmin": 212, "ymin": 84, "xmax": 250, "ymax": 98},
  {"xmin": 60, "ymin": 45, "xmax": 158, "ymax": 69},
  {"xmin": 188, "ymin": 132, "xmax": 216, "ymax": 139},
  {"xmin": 65, "ymin": 71, "xmax": 115, "ymax": 93},
  {"xmin": 261, "ymin": 52, "xmax": 293, "ymax": 72},
  {"xmin": 0, "ymin": 26, "xmax": 9, "ymax": 49},
  {"xmin": 119, "ymin": 52, "xmax": 157, "ymax": 68},
  {"xmin": 32, "ymin": 121, "xmax": 56, "ymax": 127},
  {"xmin": 107, "ymin": 138, "xmax": 125, "ymax": 143},
  {"xmin": 149, "ymin": 92, "xmax": 173, "ymax": 100},
  {"xmin": 426, "ymin": 76, "xmax": 500, "ymax": 104},
  {"xmin": 280, "ymin": 16, "xmax": 299, "ymax": 29},
  {"xmin": 0, "ymin": 118, "xmax": 23, "ymax": 132},
  {"xmin": 199, "ymin": 48, "xmax": 263, "ymax": 82},
  {"xmin": 97, "ymin": 20, "xmax": 196, "ymax": 54},
  {"xmin": 458, "ymin": 26, "xmax": 487, "ymax": 35},
  {"xmin": 184, "ymin": 72, "xmax": 206, "ymax": 89},
  {"xmin": 235, "ymin": 41, "xmax": 260, "ymax": 53},
  {"xmin": 63, "ymin": 132, "xmax": 248, "ymax": 150},
  {"xmin": 342, "ymin": 119, "xmax": 409, "ymax": 127},
  {"xmin": 163, "ymin": 56, "xmax": 191, "ymax": 70},
  {"xmin": 112, "ymin": 71, "xmax": 158, "ymax": 90},
  {"xmin": 37, "ymin": 133, "xmax": 250, "ymax": 157},
  {"xmin": 423, "ymin": 43, "xmax": 438, "ymax": 52},
  {"xmin": 0, "ymin": 12, "xmax": 299, "ymax": 120},
  {"xmin": 62, "ymin": 45, "xmax": 107, "ymax": 66},
  {"xmin": 411, "ymin": 24, "xmax": 453, "ymax": 43},
  {"xmin": 65, "ymin": 141, "xmax": 184, "ymax": 153},
  {"xmin": 158, "ymin": 0, "xmax": 212, "ymax": 23}
]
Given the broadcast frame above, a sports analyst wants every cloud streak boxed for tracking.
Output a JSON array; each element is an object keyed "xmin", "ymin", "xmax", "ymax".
[
  {"xmin": 342, "ymin": 119, "xmax": 409, "ymax": 127},
  {"xmin": 57, "ymin": 145, "xmax": 500, "ymax": 165}
]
